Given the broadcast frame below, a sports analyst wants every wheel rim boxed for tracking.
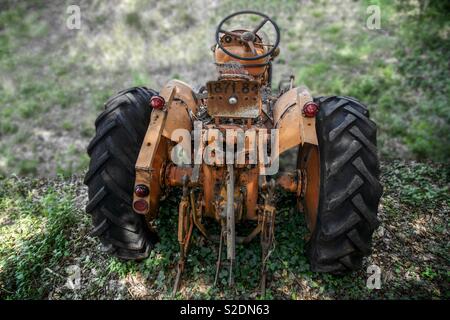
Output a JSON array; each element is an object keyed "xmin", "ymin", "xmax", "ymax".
[{"xmin": 297, "ymin": 144, "xmax": 320, "ymax": 233}]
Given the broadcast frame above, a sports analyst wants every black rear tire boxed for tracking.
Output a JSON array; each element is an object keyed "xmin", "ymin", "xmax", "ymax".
[
  {"xmin": 84, "ymin": 87, "xmax": 158, "ymax": 260},
  {"xmin": 307, "ymin": 96, "xmax": 382, "ymax": 272}
]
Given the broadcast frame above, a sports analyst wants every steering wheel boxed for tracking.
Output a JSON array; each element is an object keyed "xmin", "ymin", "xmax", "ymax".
[{"xmin": 215, "ymin": 10, "xmax": 280, "ymax": 61}]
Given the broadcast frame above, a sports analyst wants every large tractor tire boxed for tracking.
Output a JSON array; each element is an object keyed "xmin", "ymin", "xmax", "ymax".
[
  {"xmin": 305, "ymin": 96, "xmax": 382, "ymax": 272},
  {"xmin": 84, "ymin": 87, "xmax": 158, "ymax": 260}
]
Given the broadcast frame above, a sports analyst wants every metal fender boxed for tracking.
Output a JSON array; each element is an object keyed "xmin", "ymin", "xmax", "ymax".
[
  {"xmin": 133, "ymin": 80, "xmax": 199, "ymax": 218},
  {"xmin": 273, "ymin": 86, "xmax": 318, "ymax": 156},
  {"xmin": 162, "ymin": 80, "xmax": 199, "ymax": 141}
]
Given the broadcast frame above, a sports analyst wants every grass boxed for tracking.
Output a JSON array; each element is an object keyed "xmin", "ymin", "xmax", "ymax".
[
  {"xmin": 0, "ymin": 177, "xmax": 80, "ymax": 299},
  {"xmin": 382, "ymin": 161, "xmax": 449, "ymax": 210},
  {"xmin": 0, "ymin": 0, "xmax": 449, "ymax": 177},
  {"xmin": 292, "ymin": 0, "xmax": 450, "ymax": 162},
  {"xmin": 0, "ymin": 161, "xmax": 448, "ymax": 300},
  {"xmin": 0, "ymin": 0, "xmax": 448, "ymax": 300},
  {"xmin": 0, "ymin": 2, "xmax": 118, "ymax": 177}
]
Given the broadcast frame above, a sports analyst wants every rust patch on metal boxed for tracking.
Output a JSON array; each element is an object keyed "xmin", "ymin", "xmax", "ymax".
[
  {"xmin": 207, "ymin": 80, "xmax": 261, "ymax": 119},
  {"xmin": 133, "ymin": 87, "xmax": 176, "ymax": 215}
]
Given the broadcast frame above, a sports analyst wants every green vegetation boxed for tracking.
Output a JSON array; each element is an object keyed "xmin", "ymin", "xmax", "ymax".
[
  {"xmin": 0, "ymin": 4, "xmax": 89, "ymax": 177},
  {"xmin": 0, "ymin": 177, "xmax": 80, "ymax": 299},
  {"xmin": 0, "ymin": 0, "xmax": 448, "ymax": 300},
  {"xmin": 0, "ymin": 161, "xmax": 448, "ymax": 299},
  {"xmin": 383, "ymin": 161, "xmax": 449, "ymax": 210},
  {"xmin": 292, "ymin": 0, "xmax": 450, "ymax": 161},
  {"xmin": 0, "ymin": 0, "xmax": 448, "ymax": 177}
]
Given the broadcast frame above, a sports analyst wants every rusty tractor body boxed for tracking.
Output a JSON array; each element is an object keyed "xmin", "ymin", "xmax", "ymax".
[{"xmin": 85, "ymin": 11, "xmax": 382, "ymax": 296}]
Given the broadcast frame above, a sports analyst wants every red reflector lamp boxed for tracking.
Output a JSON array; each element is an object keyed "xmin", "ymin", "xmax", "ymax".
[
  {"xmin": 133, "ymin": 199, "xmax": 149, "ymax": 212},
  {"xmin": 302, "ymin": 101, "xmax": 319, "ymax": 117},
  {"xmin": 134, "ymin": 184, "xmax": 150, "ymax": 197},
  {"xmin": 150, "ymin": 95, "xmax": 165, "ymax": 109}
]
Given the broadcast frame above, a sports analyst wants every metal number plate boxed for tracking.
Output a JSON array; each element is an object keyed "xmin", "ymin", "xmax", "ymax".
[{"xmin": 206, "ymin": 80, "xmax": 260, "ymax": 118}]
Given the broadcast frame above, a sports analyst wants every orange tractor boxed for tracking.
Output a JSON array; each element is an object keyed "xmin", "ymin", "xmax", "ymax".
[{"xmin": 84, "ymin": 11, "xmax": 382, "ymax": 295}]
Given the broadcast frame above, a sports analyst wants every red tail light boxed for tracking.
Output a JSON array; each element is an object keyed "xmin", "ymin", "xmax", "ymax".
[
  {"xmin": 303, "ymin": 101, "xmax": 319, "ymax": 117},
  {"xmin": 134, "ymin": 184, "xmax": 149, "ymax": 197},
  {"xmin": 150, "ymin": 95, "xmax": 165, "ymax": 109},
  {"xmin": 133, "ymin": 199, "xmax": 149, "ymax": 212}
]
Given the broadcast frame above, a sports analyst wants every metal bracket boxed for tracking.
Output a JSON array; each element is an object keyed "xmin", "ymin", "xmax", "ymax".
[
  {"xmin": 214, "ymin": 164, "xmax": 236, "ymax": 287},
  {"xmin": 172, "ymin": 176, "xmax": 193, "ymax": 296},
  {"xmin": 260, "ymin": 179, "xmax": 276, "ymax": 296},
  {"xmin": 133, "ymin": 87, "xmax": 176, "ymax": 215}
]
